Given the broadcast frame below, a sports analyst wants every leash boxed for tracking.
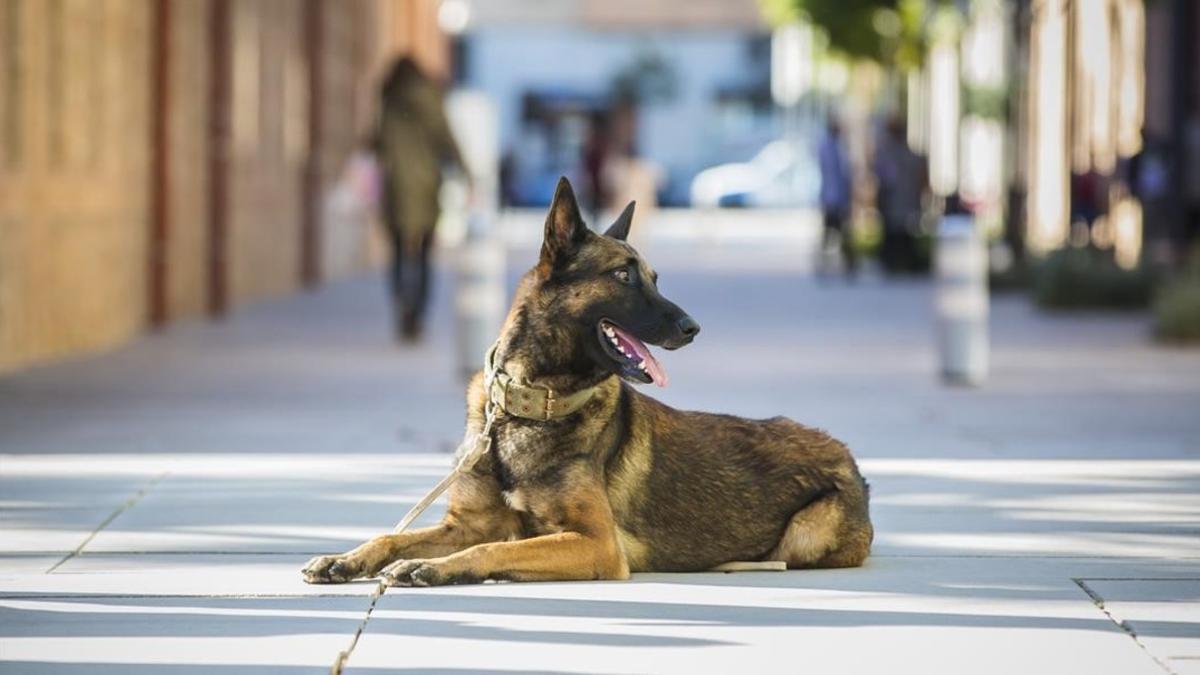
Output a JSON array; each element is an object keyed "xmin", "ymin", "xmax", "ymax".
[
  {"xmin": 391, "ymin": 340, "xmax": 601, "ymax": 533},
  {"xmin": 332, "ymin": 353, "xmax": 505, "ymax": 675},
  {"xmin": 392, "ymin": 344, "xmax": 505, "ymax": 533},
  {"xmin": 392, "ymin": 401, "xmax": 500, "ymax": 532}
]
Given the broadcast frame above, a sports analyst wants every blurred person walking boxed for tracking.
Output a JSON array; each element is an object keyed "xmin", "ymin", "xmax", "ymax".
[
  {"xmin": 374, "ymin": 56, "xmax": 465, "ymax": 342},
  {"xmin": 873, "ymin": 116, "xmax": 926, "ymax": 274},
  {"xmin": 581, "ymin": 112, "xmax": 611, "ymax": 223},
  {"xmin": 603, "ymin": 104, "xmax": 661, "ymax": 250},
  {"xmin": 604, "ymin": 152, "xmax": 662, "ymax": 251},
  {"xmin": 817, "ymin": 118, "xmax": 856, "ymax": 278},
  {"xmin": 1070, "ymin": 166, "xmax": 1107, "ymax": 246},
  {"xmin": 1184, "ymin": 115, "xmax": 1200, "ymax": 251}
]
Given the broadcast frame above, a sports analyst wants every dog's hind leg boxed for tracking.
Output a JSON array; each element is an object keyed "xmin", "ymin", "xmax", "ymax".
[{"xmin": 766, "ymin": 491, "xmax": 873, "ymax": 569}]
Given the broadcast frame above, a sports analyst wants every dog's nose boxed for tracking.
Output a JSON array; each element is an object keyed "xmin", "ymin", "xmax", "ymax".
[{"xmin": 677, "ymin": 316, "xmax": 701, "ymax": 340}]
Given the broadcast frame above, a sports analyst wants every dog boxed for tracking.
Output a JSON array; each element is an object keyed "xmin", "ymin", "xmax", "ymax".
[{"xmin": 302, "ymin": 177, "xmax": 872, "ymax": 586}]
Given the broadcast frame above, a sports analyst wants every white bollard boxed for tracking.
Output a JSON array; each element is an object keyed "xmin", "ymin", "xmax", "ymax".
[
  {"xmin": 935, "ymin": 213, "xmax": 988, "ymax": 385},
  {"xmin": 446, "ymin": 91, "xmax": 504, "ymax": 380},
  {"xmin": 456, "ymin": 214, "xmax": 505, "ymax": 380}
]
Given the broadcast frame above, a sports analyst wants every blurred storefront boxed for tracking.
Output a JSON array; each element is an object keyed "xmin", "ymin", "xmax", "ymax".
[
  {"xmin": 0, "ymin": 0, "xmax": 446, "ymax": 373},
  {"xmin": 461, "ymin": 0, "xmax": 774, "ymax": 208}
]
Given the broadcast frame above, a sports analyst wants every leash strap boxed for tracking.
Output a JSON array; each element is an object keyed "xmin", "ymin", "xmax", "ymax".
[
  {"xmin": 392, "ymin": 345, "xmax": 505, "ymax": 534},
  {"xmin": 392, "ymin": 402, "xmax": 499, "ymax": 533}
]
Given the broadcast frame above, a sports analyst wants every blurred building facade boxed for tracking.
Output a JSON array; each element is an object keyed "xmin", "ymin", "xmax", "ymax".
[
  {"xmin": 0, "ymin": 0, "xmax": 447, "ymax": 373},
  {"xmin": 1015, "ymin": 0, "xmax": 1197, "ymax": 265},
  {"xmin": 1143, "ymin": 0, "xmax": 1200, "ymax": 258}
]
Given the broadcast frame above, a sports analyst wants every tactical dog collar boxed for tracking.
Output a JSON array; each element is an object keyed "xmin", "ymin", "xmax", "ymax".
[{"xmin": 484, "ymin": 343, "xmax": 598, "ymax": 422}]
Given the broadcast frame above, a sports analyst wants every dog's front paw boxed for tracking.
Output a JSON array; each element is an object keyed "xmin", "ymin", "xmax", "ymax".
[
  {"xmin": 301, "ymin": 555, "xmax": 363, "ymax": 584},
  {"xmin": 380, "ymin": 559, "xmax": 447, "ymax": 587}
]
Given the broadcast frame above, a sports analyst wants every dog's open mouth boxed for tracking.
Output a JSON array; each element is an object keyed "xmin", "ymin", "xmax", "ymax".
[{"xmin": 597, "ymin": 319, "xmax": 668, "ymax": 387}]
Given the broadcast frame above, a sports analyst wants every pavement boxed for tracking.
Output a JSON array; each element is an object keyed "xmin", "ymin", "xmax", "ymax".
[{"xmin": 1, "ymin": 210, "xmax": 1198, "ymax": 674}]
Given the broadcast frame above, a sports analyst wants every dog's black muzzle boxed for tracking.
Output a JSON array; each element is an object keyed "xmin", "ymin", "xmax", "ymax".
[{"xmin": 661, "ymin": 314, "xmax": 700, "ymax": 350}]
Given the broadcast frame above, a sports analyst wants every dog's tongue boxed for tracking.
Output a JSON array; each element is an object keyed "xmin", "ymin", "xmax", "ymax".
[{"xmin": 612, "ymin": 326, "xmax": 669, "ymax": 387}]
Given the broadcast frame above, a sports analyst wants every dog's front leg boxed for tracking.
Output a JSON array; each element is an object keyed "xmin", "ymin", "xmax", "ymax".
[
  {"xmin": 303, "ymin": 522, "xmax": 460, "ymax": 584},
  {"xmin": 381, "ymin": 529, "xmax": 629, "ymax": 587},
  {"xmin": 303, "ymin": 464, "xmax": 519, "ymax": 584},
  {"xmin": 302, "ymin": 504, "xmax": 519, "ymax": 584}
]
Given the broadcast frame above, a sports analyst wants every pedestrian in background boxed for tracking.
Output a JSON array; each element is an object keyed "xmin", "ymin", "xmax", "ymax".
[
  {"xmin": 873, "ymin": 116, "xmax": 926, "ymax": 274},
  {"xmin": 375, "ymin": 56, "xmax": 465, "ymax": 342},
  {"xmin": 1070, "ymin": 166, "xmax": 1107, "ymax": 246},
  {"xmin": 581, "ymin": 111, "xmax": 611, "ymax": 224},
  {"xmin": 818, "ymin": 117, "xmax": 856, "ymax": 278}
]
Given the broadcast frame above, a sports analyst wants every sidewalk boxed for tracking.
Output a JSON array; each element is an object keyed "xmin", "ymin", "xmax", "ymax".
[{"xmin": 2, "ymin": 225, "xmax": 1198, "ymax": 674}]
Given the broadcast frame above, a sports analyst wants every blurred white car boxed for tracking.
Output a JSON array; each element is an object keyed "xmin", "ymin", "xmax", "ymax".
[{"xmin": 689, "ymin": 140, "xmax": 817, "ymax": 208}]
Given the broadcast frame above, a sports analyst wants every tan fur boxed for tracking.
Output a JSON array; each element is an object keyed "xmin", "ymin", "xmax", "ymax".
[
  {"xmin": 615, "ymin": 526, "xmax": 653, "ymax": 571},
  {"xmin": 768, "ymin": 497, "xmax": 845, "ymax": 568}
]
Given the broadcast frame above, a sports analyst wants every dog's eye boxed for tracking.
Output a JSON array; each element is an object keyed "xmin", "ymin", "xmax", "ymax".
[{"xmin": 612, "ymin": 268, "xmax": 632, "ymax": 283}]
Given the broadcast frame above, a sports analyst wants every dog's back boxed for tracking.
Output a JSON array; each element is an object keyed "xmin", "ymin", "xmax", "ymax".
[{"xmin": 604, "ymin": 383, "xmax": 873, "ymax": 572}]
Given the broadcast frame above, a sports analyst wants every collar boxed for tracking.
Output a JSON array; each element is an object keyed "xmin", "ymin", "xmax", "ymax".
[{"xmin": 484, "ymin": 343, "xmax": 599, "ymax": 422}]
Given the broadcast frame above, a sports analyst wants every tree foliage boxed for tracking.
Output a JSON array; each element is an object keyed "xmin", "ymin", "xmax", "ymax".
[{"xmin": 760, "ymin": 0, "xmax": 942, "ymax": 68}]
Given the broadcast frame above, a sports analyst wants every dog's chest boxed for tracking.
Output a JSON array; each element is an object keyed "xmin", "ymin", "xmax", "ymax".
[
  {"xmin": 490, "ymin": 425, "xmax": 545, "ymax": 486},
  {"xmin": 489, "ymin": 424, "xmax": 588, "ymax": 531}
]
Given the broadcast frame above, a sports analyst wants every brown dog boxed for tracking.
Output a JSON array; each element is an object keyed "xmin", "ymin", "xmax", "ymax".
[{"xmin": 302, "ymin": 177, "xmax": 872, "ymax": 586}]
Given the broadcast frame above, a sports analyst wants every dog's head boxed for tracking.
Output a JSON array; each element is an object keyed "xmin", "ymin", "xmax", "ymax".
[{"xmin": 531, "ymin": 177, "xmax": 699, "ymax": 387}]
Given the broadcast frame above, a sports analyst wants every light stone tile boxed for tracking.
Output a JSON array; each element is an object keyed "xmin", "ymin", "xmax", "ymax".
[
  {"xmin": 1084, "ymin": 579, "xmax": 1200, "ymax": 671},
  {"xmin": 11, "ymin": 554, "xmax": 380, "ymax": 597},
  {"xmin": 0, "ymin": 596, "xmax": 368, "ymax": 674},
  {"xmin": 348, "ymin": 575, "xmax": 1162, "ymax": 675},
  {"xmin": 0, "ymin": 473, "xmax": 158, "ymax": 554},
  {"xmin": 1171, "ymin": 659, "xmax": 1200, "ymax": 675},
  {"xmin": 0, "ymin": 556, "xmax": 62, "ymax": 575},
  {"xmin": 11, "ymin": 454, "xmax": 457, "ymax": 554}
]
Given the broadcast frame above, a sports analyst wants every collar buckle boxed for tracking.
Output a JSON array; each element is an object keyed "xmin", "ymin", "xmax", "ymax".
[{"xmin": 484, "ymin": 342, "xmax": 596, "ymax": 422}]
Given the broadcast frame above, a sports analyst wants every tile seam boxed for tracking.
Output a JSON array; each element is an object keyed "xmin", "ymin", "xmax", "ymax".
[
  {"xmin": 45, "ymin": 472, "xmax": 169, "ymax": 574},
  {"xmin": 1074, "ymin": 577, "xmax": 1177, "ymax": 675}
]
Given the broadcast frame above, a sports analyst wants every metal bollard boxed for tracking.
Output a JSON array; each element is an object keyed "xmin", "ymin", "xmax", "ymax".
[
  {"xmin": 455, "ymin": 213, "xmax": 505, "ymax": 381},
  {"xmin": 935, "ymin": 213, "xmax": 988, "ymax": 385},
  {"xmin": 446, "ymin": 90, "xmax": 503, "ymax": 380}
]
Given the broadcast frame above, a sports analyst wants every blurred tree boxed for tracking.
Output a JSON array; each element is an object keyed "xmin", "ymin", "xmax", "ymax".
[
  {"xmin": 963, "ymin": 83, "xmax": 1008, "ymax": 121},
  {"xmin": 759, "ymin": 0, "xmax": 946, "ymax": 69}
]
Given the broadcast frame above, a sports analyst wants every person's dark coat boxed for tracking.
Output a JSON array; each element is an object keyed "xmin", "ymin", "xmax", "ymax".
[{"xmin": 377, "ymin": 59, "xmax": 464, "ymax": 248}]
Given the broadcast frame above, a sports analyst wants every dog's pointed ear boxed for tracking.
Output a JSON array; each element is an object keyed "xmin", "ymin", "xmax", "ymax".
[
  {"xmin": 539, "ymin": 177, "xmax": 588, "ymax": 270},
  {"xmin": 604, "ymin": 201, "xmax": 635, "ymax": 241}
]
